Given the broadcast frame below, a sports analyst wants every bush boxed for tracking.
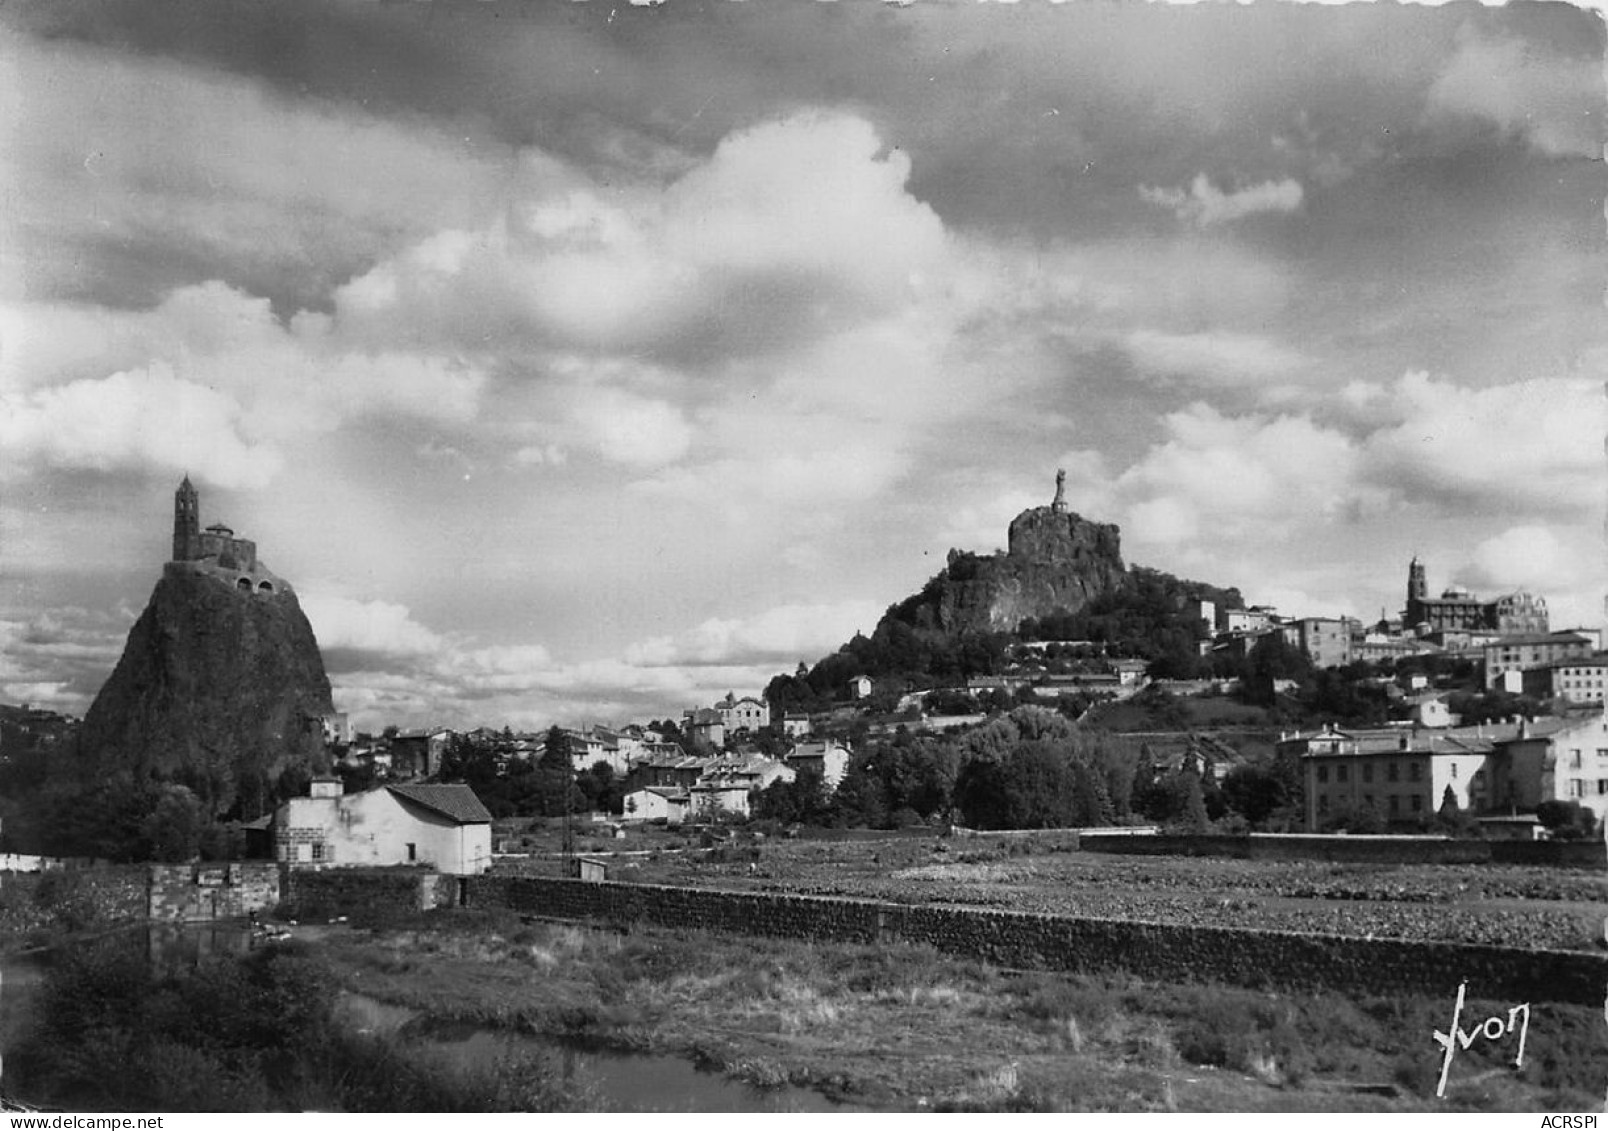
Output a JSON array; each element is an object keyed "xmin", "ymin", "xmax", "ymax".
[{"xmin": 10, "ymin": 937, "xmax": 579, "ymax": 1111}]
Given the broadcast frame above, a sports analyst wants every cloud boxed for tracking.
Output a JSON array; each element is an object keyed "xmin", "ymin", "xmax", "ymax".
[
  {"xmin": 624, "ymin": 600, "xmax": 884, "ymax": 667},
  {"xmin": 1460, "ymin": 526, "xmax": 1581, "ymax": 596},
  {"xmin": 1, "ymin": 281, "xmax": 487, "ymax": 487},
  {"xmin": 0, "ymin": 364, "xmax": 281, "ymax": 488},
  {"xmin": 1124, "ymin": 329, "xmax": 1309, "ymax": 388},
  {"xmin": 1426, "ymin": 24, "xmax": 1604, "ymax": 159},
  {"xmin": 300, "ymin": 595, "xmax": 447, "ymax": 660},
  {"xmin": 0, "ymin": 28, "xmax": 521, "ymax": 305},
  {"xmin": 1063, "ymin": 403, "xmax": 1373, "ymax": 550},
  {"xmin": 327, "ymin": 110, "xmax": 952, "ymax": 359},
  {"xmin": 1353, "ymin": 372, "xmax": 1602, "ymax": 515},
  {"xmin": 1138, "ymin": 174, "xmax": 1304, "ymax": 227},
  {"xmin": 569, "ymin": 387, "xmax": 691, "ymax": 467}
]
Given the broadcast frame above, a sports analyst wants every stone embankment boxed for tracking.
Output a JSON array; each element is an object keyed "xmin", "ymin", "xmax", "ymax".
[{"xmin": 281, "ymin": 870, "xmax": 1608, "ymax": 1006}]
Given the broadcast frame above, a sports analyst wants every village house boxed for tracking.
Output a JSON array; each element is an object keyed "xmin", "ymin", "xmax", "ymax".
[
  {"xmin": 273, "ymin": 778, "xmax": 493, "ymax": 874},
  {"xmin": 715, "ymin": 692, "xmax": 771, "ymax": 734},
  {"xmin": 786, "ymin": 740, "xmax": 851, "ymax": 792},
  {"xmin": 388, "ymin": 727, "xmax": 453, "ymax": 778},
  {"xmin": 1490, "ymin": 711, "xmax": 1608, "ymax": 824},
  {"xmin": 622, "ymin": 785, "xmax": 690, "ymax": 824},
  {"xmin": 682, "ymin": 708, "xmax": 726, "ymax": 751}
]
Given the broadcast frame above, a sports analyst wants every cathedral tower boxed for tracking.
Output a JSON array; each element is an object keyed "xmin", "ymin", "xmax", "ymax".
[
  {"xmin": 1405, "ymin": 557, "xmax": 1428, "ymax": 627},
  {"xmin": 173, "ymin": 476, "xmax": 201, "ymax": 562}
]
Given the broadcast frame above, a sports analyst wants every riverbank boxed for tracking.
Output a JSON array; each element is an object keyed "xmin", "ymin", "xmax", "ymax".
[{"xmin": 307, "ymin": 909, "xmax": 1604, "ymax": 1112}]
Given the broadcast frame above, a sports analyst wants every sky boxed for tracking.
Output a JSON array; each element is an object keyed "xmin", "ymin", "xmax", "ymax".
[{"xmin": 1, "ymin": 0, "xmax": 1603, "ymax": 733}]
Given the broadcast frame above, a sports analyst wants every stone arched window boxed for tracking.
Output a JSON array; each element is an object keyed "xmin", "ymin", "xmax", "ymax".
[
  {"xmin": 236, "ymin": 577, "xmax": 252, "ymax": 592},
  {"xmin": 257, "ymin": 580, "xmax": 274, "ymax": 594}
]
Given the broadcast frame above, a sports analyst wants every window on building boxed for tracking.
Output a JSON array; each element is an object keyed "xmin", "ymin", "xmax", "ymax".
[
  {"xmin": 1450, "ymin": 764, "xmax": 1458, "ymax": 779},
  {"xmin": 1571, "ymin": 750, "xmax": 1583, "ymax": 770},
  {"xmin": 1596, "ymin": 780, "xmax": 1607, "ymax": 795},
  {"xmin": 1362, "ymin": 763, "xmax": 1373, "ymax": 783},
  {"xmin": 1409, "ymin": 763, "xmax": 1422, "ymax": 782},
  {"xmin": 1389, "ymin": 795, "xmax": 1400, "ymax": 814},
  {"xmin": 1363, "ymin": 794, "xmax": 1373, "ymax": 809},
  {"xmin": 311, "ymin": 843, "xmax": 326, "ymax": 862},
  {"xmin": 1387, "ymin": 762, "xmax": 1399, "ymax": 782},
  {"xmin": 1317, "ymin": 765, "xmax": 1328, "ymax": 783},
  {"xmin": 1337, "ymin": 765, "xmax": 1348, "ymax": 783},
  {"xmin": 1570, "ymin": 780, "xmax": 1586, "ymax": 798},
  {"xmin": 1410, "ymin": 795, "xmax": 1422, "ymax": 812},
  {"xmin": 1318, "ymin": 795, "xmax": 1328, "ymax": 813}
]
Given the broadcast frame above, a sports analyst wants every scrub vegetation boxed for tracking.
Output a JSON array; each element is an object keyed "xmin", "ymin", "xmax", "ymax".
[{"xmin": 314, "ymin": 911, "xmax": 1603, "ymax": 1112}]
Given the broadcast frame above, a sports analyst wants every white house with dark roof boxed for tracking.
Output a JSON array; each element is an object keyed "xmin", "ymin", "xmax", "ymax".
[
  {"xmin": 622, "ymin": 785, "xmax": 690, "ymax": 824},
  {"xmin": 273, "ymin": 778, "xmax": 493, "ymax": 874}
]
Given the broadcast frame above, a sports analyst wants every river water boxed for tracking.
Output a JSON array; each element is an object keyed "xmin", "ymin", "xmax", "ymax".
[
  {"xmin": 1, "ymin": 929, "xmax": 870, "ymax": 1113},
  {"xmin": 335, "ymin": 990, "xmax": 868, "ymax": 1112}
]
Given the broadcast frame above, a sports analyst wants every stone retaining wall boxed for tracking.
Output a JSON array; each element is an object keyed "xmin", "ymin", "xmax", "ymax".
[
  {"xmin": 1079, "ymin": 833, "xmax": 1607, "ymax": 868},
  {"xmin": 469, "ymin": 877, "xmax": 1606, "ymax": 1004},
  {"xmin": 147, "ymin": 863, "xmax": 282, "ymax": 922},
  {"xmin": 285, "ymin": 866, "xmax": 450, "ymax": 925},
  {"xmin": 248, "ymin": 868, "xmax": 1608, "ymax": 1005}
]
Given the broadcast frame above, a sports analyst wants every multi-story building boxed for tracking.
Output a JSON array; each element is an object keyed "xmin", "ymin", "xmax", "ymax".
[
  {"xmin": 1482, "ymin": 631, "xmax": 1594, "ymax": 689},
  {"xmin": 1223, "ymin": 608, "xmax": 1274, "ymax": 634},
  {"xmin": 1543, "ymin": 654, "xmax": 1608, "ymax": 705},
  {"xmin": 1490, "ymin": 712, "xmax": 1608, "ymax": 824},
  {"xmin": 1293, "ymin": 617, "xmax": 1357, "ymax": 669},
  {"xmin": 715, "ymin": 692, "xmax": 771, "ymax": 734},
  {"xmin": 1282, "ymin": 719, "xmax": 1568, "ymax": 830}
]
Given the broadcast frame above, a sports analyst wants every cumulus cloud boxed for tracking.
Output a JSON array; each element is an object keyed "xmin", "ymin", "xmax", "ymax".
[
  {"xmin": 300, "ymin": 595, "xmax": 447, "ymax": 660},
  {"xmin": 328, "ymin": 111, "xmax": 951, "ymax": 359},
  {"xmin": 1353, "ymin": 372, "xmax": 1602, "ymax": 514},
  {"xmin": 1068, "ymin": 403, "xmax": 1373, "ymax": 549},
  {"xmin": 0, "ymin": 364, "xmax": 281, "ymax": 488},
  {"xmin": 1, "ymin": 281, "xmax": 487, "ymax": 486},
  {"xmin": 1426, "ymin": 24, "xmax": 1604, "ymax": 159},
  {"xmin": 1460, "ymin": 526, "xmax": 1582, "ymax": 595},
  {"xmin": 625, "ymin": 600, "xmax": 884, "ymax": 667},
  {"xmin": 1138, "ymin": 174, "xmax": 1304, "ymax": 227}
]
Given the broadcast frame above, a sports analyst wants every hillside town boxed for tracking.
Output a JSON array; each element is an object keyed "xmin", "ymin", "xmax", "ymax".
[{"xmin": 5, "ymin": 479, "xmax": 1604, "ymax": 875}]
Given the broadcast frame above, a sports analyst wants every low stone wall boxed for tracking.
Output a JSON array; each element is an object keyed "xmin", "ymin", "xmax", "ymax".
[
  {"xmin": 147, "ymin": 863, "xmax": 282, "ymax": 922},
  {"xmin": 1079, "ymin": 832, "xmax": 1607, "ymax": 868},
  {"xmin": 285, "ymin": 866, "xmax": 450, "ymax": 925},
  {"xmin": 255, "ymin": 868, "xmax": 1608, "ymax": 1005},
  {"xmin": 466, "ymin": 876, "xmax": 1608, "ymax": 1006},
  {"xmin": 0, "ymin": 865, "xmax": 149, "ymax": 932}
]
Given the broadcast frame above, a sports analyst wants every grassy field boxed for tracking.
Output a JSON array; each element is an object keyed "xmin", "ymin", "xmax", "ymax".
[
  {"xmin": 503, "ymin": 824, "xmax": 1608, "ymax": 952},
  {"xmin": 310, "ymin": 911, "xmax": 1605, "ymax": 1112}
]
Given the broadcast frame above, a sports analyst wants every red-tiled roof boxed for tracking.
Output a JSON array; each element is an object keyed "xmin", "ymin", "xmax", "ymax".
[{"xmin": 387, "ymin": 783, "xmax": 493, "ymax": 824}]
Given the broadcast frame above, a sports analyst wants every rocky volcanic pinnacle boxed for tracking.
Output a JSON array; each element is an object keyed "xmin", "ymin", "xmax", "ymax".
[
  {"xmin": 881, "ymin": 494, "xmax": 1128, "ymax": 638},
  {"xmin": 75, "ymin": 563, "xmax": 334, "ymax": 818}
]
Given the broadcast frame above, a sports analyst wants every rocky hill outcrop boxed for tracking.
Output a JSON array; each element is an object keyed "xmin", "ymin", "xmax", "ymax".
[
  {"xmin": 883, "ymin": 502, "xmax": 1127, "ymax": 637},
  {"xmin": 74, "ymin": 563, "xmax": 334, "ymax": 818}
]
